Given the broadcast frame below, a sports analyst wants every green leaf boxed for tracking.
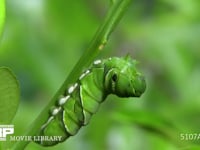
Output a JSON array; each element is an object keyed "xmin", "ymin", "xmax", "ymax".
[
  {"xmin": 0, "ymin": 0, "xmax": 5, "ymax": 37},
  {"xmin": 0, "ymin": 67, "xmax": 20, "ymax": 124}
]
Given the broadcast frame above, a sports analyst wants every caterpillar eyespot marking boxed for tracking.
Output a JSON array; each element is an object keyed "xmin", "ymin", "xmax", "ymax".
[{"xmin": 36, "ymin": 56, "xmax": 146, "ymax": 146}]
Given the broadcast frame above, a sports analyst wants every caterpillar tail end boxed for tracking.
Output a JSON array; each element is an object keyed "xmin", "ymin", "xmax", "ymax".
[{"xmin": 35, "ymin": 114, "xmax": 70, "ymax": 146}]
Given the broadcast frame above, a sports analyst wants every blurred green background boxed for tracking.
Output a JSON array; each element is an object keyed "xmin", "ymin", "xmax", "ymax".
[{"xmin": 0, "ymin": 0, "xmax": 200, "ymax": 150}]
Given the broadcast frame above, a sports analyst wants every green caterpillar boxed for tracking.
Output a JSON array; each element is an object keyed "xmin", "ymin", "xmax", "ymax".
[{"xmin": 36, "ymin": 56, "xmax": 146, "ymax": 146}]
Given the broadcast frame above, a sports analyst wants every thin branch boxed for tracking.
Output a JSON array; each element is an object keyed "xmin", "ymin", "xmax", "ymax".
[{"xmin": 12, "ymin": 0, "xmax": 132, "ymax": 149}]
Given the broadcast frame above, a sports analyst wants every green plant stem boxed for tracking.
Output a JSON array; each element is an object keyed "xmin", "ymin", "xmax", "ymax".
[
  {"xmin": 12, "ymin": 0, "xmax": 132, "ymax": 149},
  {"xmin": 0, "ymin": 0, "xmax": 6, "ymax": 38}
]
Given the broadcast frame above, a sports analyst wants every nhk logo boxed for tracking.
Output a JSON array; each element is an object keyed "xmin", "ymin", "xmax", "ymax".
[{"xmin": 0, "ymin": 125, "xmax": 14, "ymax": 141}]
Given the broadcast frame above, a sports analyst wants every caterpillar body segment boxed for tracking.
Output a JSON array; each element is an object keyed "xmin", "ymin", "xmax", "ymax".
[{"xmin": 36, "ymin": 56, "xmax": 146, "ymax": 146}]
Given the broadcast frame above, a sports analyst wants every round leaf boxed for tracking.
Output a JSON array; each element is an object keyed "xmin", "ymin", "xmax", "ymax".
[{"xmin": 0, "ymin": 67, "xmax": 20, "ymax": 124}]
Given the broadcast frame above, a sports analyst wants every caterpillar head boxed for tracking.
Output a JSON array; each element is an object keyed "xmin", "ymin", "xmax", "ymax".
[{"xmin": 104, "ymin": 56, "xmax": 146, "ymax": 97}]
